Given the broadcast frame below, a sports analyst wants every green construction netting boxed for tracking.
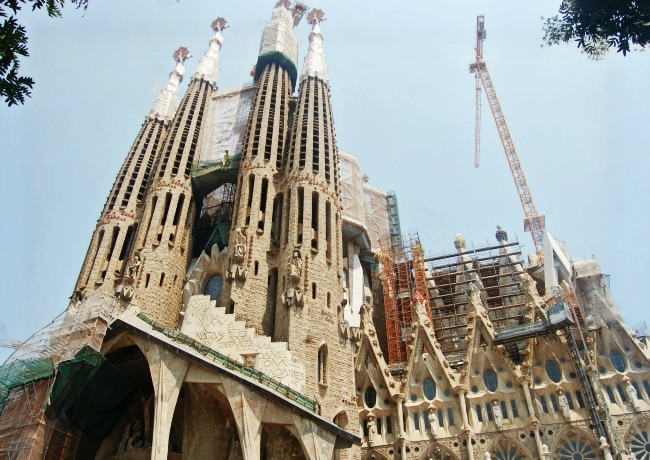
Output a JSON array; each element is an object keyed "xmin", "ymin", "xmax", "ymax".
[
  {"xmin": 48, "ymin": 345, "xmax": 105, "ymax": 416},
  {"xmin": 0, "ymin": 357, "xmax": 55, "ymax": 414}
]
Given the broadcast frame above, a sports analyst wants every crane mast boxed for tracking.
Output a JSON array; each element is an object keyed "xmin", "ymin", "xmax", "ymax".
[{"xmin": 469, "ymin": 15, "xmax": 545, "ymax": 256}]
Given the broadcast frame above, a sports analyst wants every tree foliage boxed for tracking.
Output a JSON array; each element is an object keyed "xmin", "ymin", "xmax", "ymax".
[
  {"xmin": 543, "ymin": 0, "xmax": 650, "ymax": 59},
  {"xmin": 0, "ymin": 0, "xmax": 88, "ymax": 107}
]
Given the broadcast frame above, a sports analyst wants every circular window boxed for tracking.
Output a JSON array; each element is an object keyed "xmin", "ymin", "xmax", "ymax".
[
  {"xmin": 610, "ymin": 350, "xmax": 627, "ymax": 372},
  {"xmin": 364, "ymin": 387, "xmax": 377, "ymax": 408},
  {"xmin": 484, "ymin": 369, "xmax": 498, "ymax": 392},
  {"xmin": 630, "ymin": 431, "xmax": 650, "ymax": 458},
  {"xmin": 410, "ymin": 394, "xmax": 417, "ymax": 402},
  {"xmin": 204, "ymin": 274, "xmax": 223, "ymax": 301},
  {"xmin": 545, "ymin": 360, "xmax": 562, "ymax": 383},
  {"xmin": 423, "ymin": 378, "xmax": 436, "ymax": 400},
  {"xmin": 558, "ymin": 440, "xmax": 596, "ymax": 460},
  {"xmin": 493, "ymin": 450, "xmax": 522, "ymax": 460}
]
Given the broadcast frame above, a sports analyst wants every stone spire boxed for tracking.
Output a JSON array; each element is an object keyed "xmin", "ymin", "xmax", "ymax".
[
  {"xmin": 192, "ymin": 17, "xmax": 227, "ymax": 86},
  {"xmin": 300, "ymin": 9, "xmax": 328, "ymax": 82},
  {"xmin": 148, "ymin": 47, "xmax": 191, "ymax": 122}
]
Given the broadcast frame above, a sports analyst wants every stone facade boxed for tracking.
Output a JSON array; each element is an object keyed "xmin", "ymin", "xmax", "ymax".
[{"xmin": 2, "ymin": 4, "xmax": 649, "ymax": 460}]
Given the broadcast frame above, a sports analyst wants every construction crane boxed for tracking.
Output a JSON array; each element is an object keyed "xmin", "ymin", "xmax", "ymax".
[{"xmin": 469, "ymin": 15, "xmax": 545, "ymax": 257}]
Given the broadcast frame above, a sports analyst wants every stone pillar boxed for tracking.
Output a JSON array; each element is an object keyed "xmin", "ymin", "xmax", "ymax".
[
  {"xmin": 291, "ymin": 414, "xmax": 337, "ymax": 460},
  {"xmin": 456, "ymin": 388, "xmax": 469, "ymax": 431},
  {"xmin": 141, "ymin": 343, "xmax": 189, "ymax": 460},
  {"xmin": 393, "ymin": 394, "xmax": 406, "ymax": 458},
  {"xmin": 521, "ymin": 383, "xmax": 544, "ymax": 458},
  {"xmin": 222, "ymin": 380, "xmax": 264, "ymax": 460}
]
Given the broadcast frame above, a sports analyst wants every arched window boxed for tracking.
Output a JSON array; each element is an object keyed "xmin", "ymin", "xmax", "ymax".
[
  {"xmin": 610, "ymin": 349, "xmax": 627, "ymax": 372},
  {"xmin": 423, "ymin": 377, "xmax": 436, "ymax": 400},
  {"xmin": 484, "ymin": 369, "xmax": 498, "ymax": 392},
  {"xmin": 204, "ymin": 275, "xmax": 223, "ymax": 301},
  {"xmin": 364, "ymin": 386, "xmax": 377, "ymax": 408},
  {"xmin": 546, "ymin": 360, "xmax": 562, "ymax": 383},
  {"xmin": 318, "ymin": 345, "xmax": 328, "ymax": 385}
]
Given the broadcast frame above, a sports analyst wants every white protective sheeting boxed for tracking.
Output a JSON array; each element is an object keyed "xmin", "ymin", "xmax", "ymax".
[
  {"xmin": 259, "ymin": 5, "xmax": 298, "ymax": 66},
  {"xmin": 363, "ymin": 184, "xmax": 390, "ymax": 252},
  {"xmin": 339, "ymin": 151, "xmax": 392, "ymax": 252},
  {"xmin": 199, "ymin": 84, "xmax": 256, "ymax": 162},
  {"xmin": 574, "ymin": 258, "xmax": 626, "ymax": 329},
  {"xmin": 339, "ymin": 151, "xmax": 366, "ymax": 224}
]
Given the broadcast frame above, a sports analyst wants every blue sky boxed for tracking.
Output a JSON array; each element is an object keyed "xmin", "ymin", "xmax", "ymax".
[{"xmin": 1, "ymin": 1, "xmax": 649, "ymax": 362}]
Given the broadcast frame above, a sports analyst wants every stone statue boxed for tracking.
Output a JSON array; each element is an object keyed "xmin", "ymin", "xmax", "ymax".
[
  {"xmin": 558, "ymin": 390, "xmax": 571, "ymax": 418},
  {"xmin": 289, "ymin": 249, "xmax": 303, "ymax": 279},
  {"xmin": 234, "ymin": 228, "xmax": 247, "ymax": 262},
  {"xmin": 484, "ymin": 453, "xmax": 491, "ymax": 460},
  {"xmin": 428, "ymin": 408, "xmax": 439, "ymax": 438},
  {"xmin": 625, "ymin": 378, "xmax": 642, "ymax": 411},
  {"xmin": 367, "ymin": 414, "xmax": 377, "ymax": 446},
  {"xmin": 283, "ymin": 249, "xmax": 304, "ymax": 308},
  {"xmin": 127, "ymin": 255, "xmax": 141, "ymax": 278},
  {"xmin": 493, "ymin": 400, "xmax": 503, "ymax": 429}
]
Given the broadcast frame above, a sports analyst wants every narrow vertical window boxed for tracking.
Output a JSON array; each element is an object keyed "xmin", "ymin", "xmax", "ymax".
[
  {"xmin": 245, "ymin": 175, "xmax": 255, "ymax": 226},
  {"xmin": 550, "ymin": 394, "xmax": 559, "ymax": 412},
  {"xmin": 447, "ymin": 408, "xmax": 455, "ymax": 426},
  {"xmin": 118, "ymin": 225, "xmax": 136, "ymax": 261},
  {"xmin": 575, "ymin": 391, "xmax": 585, "ymax": 408},
  {"xmin": 271, "ymin": 193, "xmax": 283, "ymax": 249},
  {"xmin": 311, "ymin": 192, "xmax": 319, "ymax": 250},
  {"xmin": 297, "ymin": 187, "xmax": 304, "ymax": 245},
  {"xmin": 486, "ymin": 403, "xmax": 493, "ymax": 421},
  {"xmin": 386, "ymin": 416, "xmax": 392, "ymax": 434},
  {"xmin": 284, "ymin": 189, "xmax": 291, "ymax": 245},
  {"xmin": 161, "ymin": 192, "xmax": 172, "ymax": 226},
  {"xmin": 159, "ymin": 273, "xmax": 165, "ymax": 287},
  {"xmin": 325, "ymin": 200, "xmax": 332, "ymax": 259},
  {"xmin": 476, "ymin": 405, "xmax": 483, "ymax": 422},
  {"xmin": 172, "ymin": 194, "xmax": 185, "ymax": 226},
  {"xmin": 413, "ymin": 413, "xmax": 420, "ymax": 431},
  {"xmin": 539, "ymin": 396, "xmax": 549, "ymax": 413},
  {"xmin": 510, "ymin": 400, "xmax": 519, "ymax": 418},
  {"xmin": 318, "ymin": 345, "xmax": 328, "ymax": 385},
  {"xmin": 258, "ymin": 178, "xmax": 268, "ymax": 231},
  {"xmin": 500, "ymin": 401, "xmax": 509, "ymax": 419}
]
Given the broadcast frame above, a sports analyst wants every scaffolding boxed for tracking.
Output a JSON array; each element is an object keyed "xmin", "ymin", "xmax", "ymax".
[
  {"xmin": 0, "ymin": 292, "xmax": 117, "ymax": 457},
  {"xmin": 378, "ymin": 237, "xmax": 403, "ymax": 364},
  {"xmin": 426, "ymin": 240, "xmax": 526, "ymax": 366}
]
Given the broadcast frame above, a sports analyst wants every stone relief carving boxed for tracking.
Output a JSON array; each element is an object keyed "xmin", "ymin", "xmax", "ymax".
[
  {"xmin": 115, "ymin": 252, "xmax": 141, "ymax": 301},
  {"xmin": 117, "ymin": 418, "xmax": 144, "ymax": 454},
  {"xmin": 228, "ymin": 227, "xmax": 248, "ymax": 281}
]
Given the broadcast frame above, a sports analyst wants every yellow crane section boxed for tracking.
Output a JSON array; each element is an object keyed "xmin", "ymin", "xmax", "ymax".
[{"xmin": 469, "ymin": 15, "xmax": 545, "ymax": 256}]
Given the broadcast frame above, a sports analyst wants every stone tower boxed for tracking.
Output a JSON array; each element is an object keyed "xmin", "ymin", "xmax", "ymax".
[
  {"xmin": 133, "ymin": 19, "xmax": 227, "ymax": 328},
  {"xmin": 275, "ymin": 8, "xmax": 354, "ymax": 423},
  {"xmin": 224, "ymin": 2, "xmax": 302, "ymax": 334},
  {"xmin": 71, "ymin": 48, "xmax": 190, "ymax": 306}
]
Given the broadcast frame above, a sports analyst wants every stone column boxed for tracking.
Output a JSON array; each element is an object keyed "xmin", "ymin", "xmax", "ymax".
[
  {"xmin": 222, "ymin": 380, "xmax": 264, "ymax": 460},
  {"xmin": 141, "ymin": 343, "xmax": 189, "ymax": 460},
  {"xmin": 521, "ymin": 382, "xmax": 544, "ymax": 458},
  {"xmin": 393, "ymin": 394, "xmax": 406, "ymax": 458},
  {"xmin": 456, "ymin": 387, "xmax": 475, "ymax": 460}
]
